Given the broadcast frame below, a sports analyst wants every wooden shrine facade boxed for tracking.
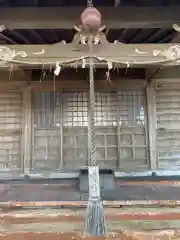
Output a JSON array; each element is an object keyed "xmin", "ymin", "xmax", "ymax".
[
  {"xmin": 0, "ymin": 5, "xmax": 180, "ymax": 178},
  {"xmin": 0, "ymin": 45, "xmax": 180, "ymax": 178}
]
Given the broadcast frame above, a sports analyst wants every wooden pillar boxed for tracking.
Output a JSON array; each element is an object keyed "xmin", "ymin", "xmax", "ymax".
[
  {"xmin": 22, "ymin": 86, "xmax": 32, "ymax": 175},
  {"xmin": 146, "ymin": 87, "xmax": 157, "ymax": 170},
  {"xmin": 59, "ymin": 92, "xmax": 64, "ymax": 169},
  {"xmin": 116, "ymin": 92, "xmax": 121, "ymax": 168}
]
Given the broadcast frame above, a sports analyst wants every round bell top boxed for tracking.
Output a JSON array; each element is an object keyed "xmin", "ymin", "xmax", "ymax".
[{"xmin": 81, "ymin": 7, "xmax": 102, "ymax": 29}]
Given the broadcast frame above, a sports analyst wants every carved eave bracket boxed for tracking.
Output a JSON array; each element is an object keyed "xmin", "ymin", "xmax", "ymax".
[{"xmin": 72, "ymin": 25, "xmax": 110, "ymax": 44}]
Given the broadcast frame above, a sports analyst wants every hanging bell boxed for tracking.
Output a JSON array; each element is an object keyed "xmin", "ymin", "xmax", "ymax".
[{"xmin": 81, "ymin": 7, "xmax": 102, "ymax": 30}]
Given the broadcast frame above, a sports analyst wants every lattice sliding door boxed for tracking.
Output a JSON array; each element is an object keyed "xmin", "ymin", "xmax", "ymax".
[
  {"xmin": 62, "ymin": 92, "xmax": 119, "ymax": 169},
  {"xmin": 33, "ymin": 92, "xmax": 89, "ymax": 171},
  {"xmin": 117, "ymin": 90, "xmax": 149, "ymax": 170},
  {"xmin": 32, "ymin": 89, "xmax": 148, "ymax": 172},
  {"xmin": 62, "ymin": 92, "xmax": 88, "ymax": 168},
  {"xmin": 95, "ymin": 92, "xmax": 118, "ymax": 168},
  {"xmin": 32, "ymin": 92, "xmax": 62, "ymax": 172},
  {"xmin": 0, "ymin": 91, "xmax": 23, "ymax": 172}
]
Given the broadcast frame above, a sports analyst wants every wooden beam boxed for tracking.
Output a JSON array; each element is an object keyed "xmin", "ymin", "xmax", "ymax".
[
  {"xmin": 12, "ymin": 30, "xmax": 31, "ymax": 44},
  {"xmin": 0, "ymin": 7, "xmax": 179, "ymax": 29},
  {"xmin": 31, "ymin": 79, "xmax": 148, "ymax": 92},
  {"xmin": 0, "ymin": 43, "xmax": 179, "ymax": 67},
  {"xmin": 0, "ymin": 81, "xmax": 28, "ymax": 89},
  {"xmin": 0, "ymin": 25, "xmax": 16, "ymax": 44},
  {"xmin": 0, "ymin": 79, "xmax": 147, "ymax": 91},
  {"xmin": 30, "ymin": 30, "xmax": 46, "ymax": 44}
]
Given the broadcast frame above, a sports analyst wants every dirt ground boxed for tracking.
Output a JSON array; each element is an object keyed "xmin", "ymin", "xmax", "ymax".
[
  {"xmin": 0, "ymin": 209, "xmax": 179, "ymax": 240},
  {"xmin": 1, "ymin": 231, "xmax": 180, "ymax": 240}
]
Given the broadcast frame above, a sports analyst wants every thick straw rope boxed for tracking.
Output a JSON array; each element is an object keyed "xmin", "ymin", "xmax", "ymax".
[{"xmin": 89, "ymin": 50, "xmax": 96, "ymax": 167}]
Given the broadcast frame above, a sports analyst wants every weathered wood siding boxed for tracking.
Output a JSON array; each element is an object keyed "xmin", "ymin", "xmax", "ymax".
[
  {"xmin": 0, "ymin": 91, "xmax": 23, "ymax": 172},
  {"xmin": 154, "ymin": 67, "xmax": 180, "ymax": 170}
]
